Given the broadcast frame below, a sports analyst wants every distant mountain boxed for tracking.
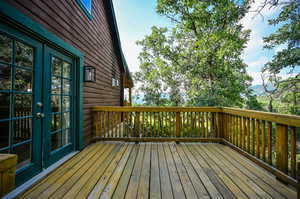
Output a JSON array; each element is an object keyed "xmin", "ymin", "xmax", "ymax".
[{"xmin": 250, "ymin": 84, "xmax": 275, "ymax": 96}]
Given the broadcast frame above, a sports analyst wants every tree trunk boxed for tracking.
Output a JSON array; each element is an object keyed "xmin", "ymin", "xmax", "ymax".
[{"xmin": 268, "ymin": 98, "xmax": 273, "ymax": 112}]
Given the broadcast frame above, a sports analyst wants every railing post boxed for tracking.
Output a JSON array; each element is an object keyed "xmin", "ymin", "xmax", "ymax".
[
  {"xmin": 276, "ymin": 124, "xmax": 288, "ymax": 173},
  {"xmin": 176, "ymin": 112, "xmax": 181, "ymax": 137},
  {"xmin": 0, "ymin": 154, "xmax": 17, "ymax": 198},
  {"xmin": 93, "ymin": 111, "xmax": 98, "ymax": 138}
]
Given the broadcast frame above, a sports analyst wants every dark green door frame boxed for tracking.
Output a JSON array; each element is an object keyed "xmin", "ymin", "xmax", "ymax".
[
  {"xmin": 43, "ymin": 46, "xmax": 76, "ymax": 167},
  {"xmin": 0, "ymin": 22, "xmax": 43, "ymax": 185},
  {"xmin": 0, "ymin": 0, "xmax": 84, "ymax": 150},
  {"xmin": 0, "ymin": 1, "xmax": 84, "ymax": 185}
]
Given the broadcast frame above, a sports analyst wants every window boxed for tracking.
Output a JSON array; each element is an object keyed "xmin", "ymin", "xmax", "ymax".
[
  {"xmin": 0, "ymin": 33, "xmax": 34, "ymax": 169},
  {"xmin": 76, "ymin": 0, "xmax": 92, "ymax": 19}
]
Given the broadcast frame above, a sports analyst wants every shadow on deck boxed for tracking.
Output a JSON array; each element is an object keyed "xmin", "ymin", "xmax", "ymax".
[{"xmin": 15, "ymin": 142, "xmax": 296, "ymax": 199}]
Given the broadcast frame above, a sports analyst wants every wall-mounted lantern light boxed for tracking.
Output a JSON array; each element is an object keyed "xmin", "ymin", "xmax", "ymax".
[{"xmin": 84, "ymin": 66, "xmax": 96, "ymax": 82}]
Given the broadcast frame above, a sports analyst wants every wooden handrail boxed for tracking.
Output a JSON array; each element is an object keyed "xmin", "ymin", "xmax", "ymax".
[
  {"xmin": 223, "ymin": 107, "xmax": 300, "ymax": 127},
  {"xmin": 92, "ymin": 106, "xmax": 223, "ymax": 112}
]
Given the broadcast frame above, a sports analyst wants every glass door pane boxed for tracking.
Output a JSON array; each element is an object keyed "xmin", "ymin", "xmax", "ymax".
[
  {"xmin": 0, "ymin": 27, "xmax": 43, "ymax": 185},
  {"xmin": 50, "ymin": 56, "xmax": 72, "ymax": 151},
  {"xmin": 0, "ymin": 33, "xmax": 34, "ymax": 167},
  {"xmin": 44, "ymin": 46, "xmax": 74, "ymax": 167}
]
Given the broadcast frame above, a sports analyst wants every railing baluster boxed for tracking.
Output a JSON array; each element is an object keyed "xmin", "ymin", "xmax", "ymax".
[
  {"xmin": 267, "ymin": 121, "xmax": 272, "ymax": 165},
  {"xmin": 197, "ymin": 112, "xmax": 200, "ymax": 137},
  {"xmin": 251, "ymin": 119, "xmax": 255, "ymax": 155},
  {"xmin": 206, "ymin": 112, "xmax": 209, "ymax": 138},
  {"xmin": 176, "ymin": 112, "xmax": 181, "ymax": 137},
  {"xmin": 256, "ymin": 120, "xmax": 260, "ymax": 159},
  {"xmin": 117, "ymin": 112, "xmax": 120, "ymax": 138},
  {"xmin": 291, "ymin": 126, "xmax": 296, "ymax": 178},
  {"xmin": 233, "ymin": 116, "xmax": 238, "ymax": 146},
  {"xmin": 262, "ymin": 121, "xmax": 266, "ymax": 161},
  {"xmin": 247, "ymin": 118, "xmax": 250, "ymax": 153},
  {"xmin": 240, "ymin": 116, "xmax": 244, "ymax": 149}
]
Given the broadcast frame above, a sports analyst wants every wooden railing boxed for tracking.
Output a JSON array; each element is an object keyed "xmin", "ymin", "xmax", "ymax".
[
  {"xmin": 222, "ymin": 107, "xmax": 300, "ymax": 187},
  {"xmin": 92, "ymin": 106, "xmax": 300, "ymax": 188},
  {"xmin": 92, "ymin": 107, "xmax": 223, "ymax": 141}
]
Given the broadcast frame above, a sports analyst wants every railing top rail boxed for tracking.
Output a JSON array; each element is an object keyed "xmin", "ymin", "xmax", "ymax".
[
  {"xmin": 223, "ymin": 107, "xmax": 300, "ymax": 127},
  {"xmin": 92, "ymin": 106, "xmax": 300, "ymax": 127},
  {"xmin": 92, "ymin": 106, "xmax": 223, "ymax": 112}
]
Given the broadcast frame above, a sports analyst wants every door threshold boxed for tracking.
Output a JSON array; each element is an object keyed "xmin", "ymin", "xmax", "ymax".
[{"xmin": 3, "ymin": 151, "xmax": 79, "ymax": 199}]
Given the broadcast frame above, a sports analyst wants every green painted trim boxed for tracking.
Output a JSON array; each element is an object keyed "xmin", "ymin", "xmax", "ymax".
[
  {"xmin": 0, "ymin": 1, "xmax": 84, "ymax": 57},
  {"xmin": 77, "ymin": 57, "xmax": 84, "ymax": 150},
  {"xmin": 0, "ymin": 22, "xmax": 44, "ymax": 186},
  {"xmin": 75, "ymin": 0, "xmax": 93, "ymax": 20}
]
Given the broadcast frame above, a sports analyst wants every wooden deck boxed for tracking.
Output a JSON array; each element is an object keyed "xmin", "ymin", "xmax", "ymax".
[{"xmin": 16, "ymin": 142, "xmax": 296, "ymax": 199}]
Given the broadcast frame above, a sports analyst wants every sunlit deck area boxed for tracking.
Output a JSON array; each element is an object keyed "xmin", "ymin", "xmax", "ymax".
[{"xmin": 16, "ymin": 142, "xmax": 296, "ymax": 199}]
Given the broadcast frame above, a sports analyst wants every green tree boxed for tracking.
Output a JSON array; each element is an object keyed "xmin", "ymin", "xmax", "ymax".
[
  {"xmin": 135, "ymin": 0, "xmax": 254, "ymax": 107},
  {"xmin": 262, "ymin": 0, "xmax": 300, "ymax": 115}
]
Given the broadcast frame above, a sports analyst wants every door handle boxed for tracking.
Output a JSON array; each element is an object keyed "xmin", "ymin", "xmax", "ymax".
[{"xmin": 36, "ymin": 112, "xmax": 45, "ymax": 119}]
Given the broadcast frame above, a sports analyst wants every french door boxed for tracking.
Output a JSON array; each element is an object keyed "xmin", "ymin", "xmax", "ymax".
[
  {"xmin": 0, "ymin": 23, "xmax": 75, "ymax": 185},
  {"xmin": 43, "ymin": 46, "xmax": 75, "ymax": 167}
]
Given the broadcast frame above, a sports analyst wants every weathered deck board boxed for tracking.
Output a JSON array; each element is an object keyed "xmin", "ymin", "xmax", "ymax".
[{"xmin": 16, "ymin": 142, "xmax": 297, "ymax": 199}]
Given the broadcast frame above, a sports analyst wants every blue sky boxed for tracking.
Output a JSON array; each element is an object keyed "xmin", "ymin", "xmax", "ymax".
[{"xmin": 112, "ymin": 0, "xmax": 295, "ymax": 86}]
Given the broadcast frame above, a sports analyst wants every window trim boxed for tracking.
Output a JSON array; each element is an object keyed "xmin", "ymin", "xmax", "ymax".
[{"xmin": 75, "ymin": 0, "xmax": 93, "ymax": 20}]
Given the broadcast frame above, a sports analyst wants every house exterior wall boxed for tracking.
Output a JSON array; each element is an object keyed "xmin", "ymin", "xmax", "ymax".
[{"xmin": 4, "ymin": 0, "xmax": 123, "ymax": 145}]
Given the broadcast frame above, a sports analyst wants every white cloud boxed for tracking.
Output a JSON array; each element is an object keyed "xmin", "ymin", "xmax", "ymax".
[
  {"xmin": 247, "ymin": 56, "xmax": 269, "ymax": 71},
  {"xmin": 240, "ymin": 0, "xmax": 281, "ymax": 55},
  {"xmin": 248, "ymin": 71, "xmax": 297, "ymax": 86}
]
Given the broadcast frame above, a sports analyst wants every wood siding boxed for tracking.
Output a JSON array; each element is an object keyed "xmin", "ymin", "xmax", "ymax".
[{"xmin": 5, "ymin": 0, "xmax": 124, "ymax": 145}]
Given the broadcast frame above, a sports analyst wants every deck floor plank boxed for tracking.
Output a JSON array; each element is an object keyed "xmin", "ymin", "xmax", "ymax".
[
  {"xmin": 163, "ymin": 143, "xmax": 186, "ymax": 199},
  {"xmin": 185, "ymin": 144, "xmax": 236, "ymax": 199},
  {"xmin": 218, "ymin": 144, "xmax": 297, "ymax": 199},
  {"xmin": 149, "ymin": 143, "xmax": 161, "ymax": 199},
  {"xmin": 73, "ymin": 143, "xmax": 123, "ymax": 199},
  {"xmin": 124, "ymin": 143, "xmax": 146, "ymax": 199},
  {"xmin": 15, "ymin": 142, "xmax": 297, "ymax": 199},
  {"xmin": 46, "ymin": 144, "xmax": 117, "ymax": 199},
  {"xmin": 112, "ymin": 144, "xmax": 139, "ymax": 199},
  {"xmin": 99, "ymin": 144, "xmax": 134, "ymax": 199},
  {"xmin": 210, "ymin": 144, "xmax": 285, "ymax": 199},
  {"xmin": 137, "ymin": 143, "xmax": 151, "ymax": 199},
  {"xmin": 62, "ymin": 143, "xmax": 125, "ymax": 199},
  {"xmin": 200, "ymin": 144, "xmax": 266, "ymax": 199},
  {"xmin": 175, "ymin": 143, "xmax": 211, "ymax": 199},
  {"xmin": 157, "ymin": 143, "xmax": 174, "ymax": 199},
  {"xmin": 19, "ymin": 143, "xmax": 105, "ymax": 199},
  {"xmin": 168, "ymin": 143, "xmax": 198, "ymax": 199},
  {"xmin": 87, "ymin": 143, "xmax": 130, "ymax": 199},
  {"xmin": 179, "ymin": 144, "xmax": 224, "ymax": 199},
  {"xmin": 191, "ymin": 144, "xmax": 248, "ymax": 198}
]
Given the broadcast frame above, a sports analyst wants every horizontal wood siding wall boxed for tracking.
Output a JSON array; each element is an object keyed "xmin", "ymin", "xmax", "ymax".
[{"xmin": 5, "ymin": 0, "xmax": 123, "ymax": 145}]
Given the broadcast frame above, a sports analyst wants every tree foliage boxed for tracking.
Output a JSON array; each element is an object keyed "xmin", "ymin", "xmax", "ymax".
[
  {"xmin": 262, "ymin": 0, "xmax": 300, "ymax": 115},
  {"xmin": 134, "ymin": 0, "xmax": 254, "ymax": 107}
]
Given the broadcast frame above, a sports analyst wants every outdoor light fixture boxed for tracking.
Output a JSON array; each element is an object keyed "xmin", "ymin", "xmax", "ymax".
[{"xmin": 84, "ymin": 66, "xmax": 96, "ymax": 82}]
